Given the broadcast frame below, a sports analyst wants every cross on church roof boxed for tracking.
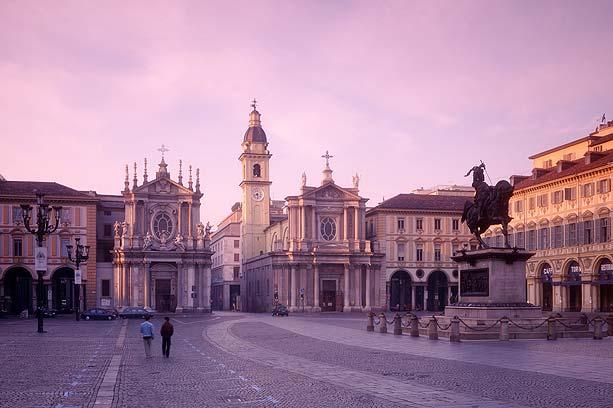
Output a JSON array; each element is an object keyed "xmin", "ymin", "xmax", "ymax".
[
  {"xmin": 321, "ymin": 150, "xmax": 333, "ymax": 168},
  {"xmin": 251, "ymin": 98, "xmax": 257, "ymax": 110},
  {"xmin": 158, "ymin": 144, "xmax": 170, "ymax": 160}
]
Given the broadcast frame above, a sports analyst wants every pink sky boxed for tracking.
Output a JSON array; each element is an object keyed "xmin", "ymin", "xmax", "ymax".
[{"xmin": 1, "ymin": 1, "xmax": 612, "ymax": 224}]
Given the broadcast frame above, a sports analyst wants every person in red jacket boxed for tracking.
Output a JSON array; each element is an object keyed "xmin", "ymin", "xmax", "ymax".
[{"xmin": 160, "ymin": 317, "xmax": 174, "ymax": 358}]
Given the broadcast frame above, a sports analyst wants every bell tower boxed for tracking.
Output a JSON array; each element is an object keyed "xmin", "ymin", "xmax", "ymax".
[{"xmin": 239, "ymin": 99, "xmax": 271, "ymax": 259}]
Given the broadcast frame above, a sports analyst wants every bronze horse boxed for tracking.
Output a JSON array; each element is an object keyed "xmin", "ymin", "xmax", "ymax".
[{"xmin": 462, "ymin": 165, "xmax": 514, "ymax": 248}]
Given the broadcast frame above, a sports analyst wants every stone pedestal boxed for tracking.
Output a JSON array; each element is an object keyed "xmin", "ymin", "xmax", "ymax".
[{"xmin": 445, "ymin": 248, "xmax": 541, "ymax": 319}]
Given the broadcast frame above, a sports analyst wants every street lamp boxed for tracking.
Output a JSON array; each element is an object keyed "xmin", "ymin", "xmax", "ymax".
[
  {"xmin": 66, "ymin": 237, "xmax": 89, "ymax": 321},
  {"xmin": 21, "ymin": 192, "xmax": 62, "ymax": 333}
]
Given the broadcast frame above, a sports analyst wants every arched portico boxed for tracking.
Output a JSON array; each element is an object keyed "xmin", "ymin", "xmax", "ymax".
[
  {"xmin": 427, "ymin": 270, "xmax": 448, "ymax": 312},
  {"xmin": 539, "ymin": 262, "xmax": 553, "ymax": 311},
  {"xmin": 565, "ymin": 260, "xmax": 582, "ymax": 312},
  {"xmin": 2, "ymin": 267, "xmax": 33, "ymax": 314},
  {"xmin": 595, "ymin": 257, "xmax": 613, "ymax": 312},
  {"xmin": 52, "ymin": 267, "xmax": 75, "ymax": 312},
  {"xmin": 389, "ymin": 270, "xmax": 411, "ymax": 311}
]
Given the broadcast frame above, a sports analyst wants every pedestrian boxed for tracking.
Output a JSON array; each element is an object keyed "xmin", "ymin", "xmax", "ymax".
[
  {"xmin": 160, "ymin": 317, "xmax": 174, "ymax": 358},
  {"xmin": 140, "ymin": 315, "xmax": 154, "ymax": 358}
]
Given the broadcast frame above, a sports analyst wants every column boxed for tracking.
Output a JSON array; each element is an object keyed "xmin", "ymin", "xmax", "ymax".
[
  {"xmin": 188, "ymin": 264, "xmax": 195, "ymax": 309},
  {"xmin": 311, "ymin": 207, "xmax": 317, "ymax": 240},
  {"xmin": 187, "ymin": 205, "xmax": 192, "ymax": 238},
  {"xmin": 204, "ymin": 266, "xmax": 211, "ymax": 311},
  {"xmin": 113, "ymin": 263, "xmax": 121, "ymax": 307},
  {"xmin": 411, "ymin": 285, "xmax": 416, "ymax": 310},
  {"xmin": 365, "ymin": 265, "xmax": 371, "ymax": 309},
  {"xmin": 223, "ymin": 283, "xmax": 230, "ymax": 310},
  {"xmin": 354, "ymin": 207, "xmax": 359, "ymax": 241},
  {"xmin": 301, "ymin": 207, "xmax": 306, "ymax": 241},
  {"xmin": 343, "ymin": 208, "xmax": 348, "ymax": 240},
  {"xmin": 354, "ymin": 264, "xmax": 361, "ymax": 310},
  {"xmin": 290, "ymin": 264, "xmax": 297, "ymax": 309},
  {"xmin": 313, "ymin": 264, "xmax": 320, "ymax": 310},
  {"xmin": 447, "ymin": 286, "xmax": 451, "ymax": 305},
  {"xmin": 176, "ymin": 263, "xmax": 183, "ymax": 311},
  {"xmin": 177, "ymin": 203, "xmax": 182, "ymax": 236},
  {"xmin": 122, "ymin": 264, "xmax": 130, "ymax": 307},
  {"xmin": 143, "ymin": 262, "xmax": 150, "ymax": 308},
  {"xmin": 343, "ymin": 264, "xmax": 350, "ymax": 309},
  {"xmin": 131, "ymin": 265, "xmax": 139, "ymax": 306},
  {"xmin": 424, "ymin": 288, "xmax": 429, "ymax": 311}
]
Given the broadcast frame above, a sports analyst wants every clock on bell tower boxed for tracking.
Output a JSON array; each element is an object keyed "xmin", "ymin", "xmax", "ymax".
[{"xmin": 239, "ymin": 100, "xmax": 272, "ymax": 259}]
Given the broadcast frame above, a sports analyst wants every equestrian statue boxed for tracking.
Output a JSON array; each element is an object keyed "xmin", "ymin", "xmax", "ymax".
[{"xmin": 461, "ymin": 161, "xmax": 514, "ymax": 248}]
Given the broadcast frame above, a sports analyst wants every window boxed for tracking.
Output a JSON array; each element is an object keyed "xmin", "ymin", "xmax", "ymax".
[
  {"xmin": 253, "ymin": 163, "xmax": 261, "ymax": 177},
  {"xmin": 494, "ymin": 235, "xmax": 503, "ymax": 247},
  {"xmin": 233, "ymin": 266, "xmax": 240, "ymax": 280},
  {"xmin": 233, "ymin": 253, "xmax": 240, "ymax": 262},
  {"xmin": 566, "ymin": 223, "xmax": 577, "ymax": 246},
  {"xmin": 62, "ymin": 208, "xmax": 73, "ymax": 224},
  {"xmin": 551, "ymin": 190, "xmax": 563, "ymax": 204},
  {"xmin": 434, "ymin": 245, "xmax": 441, "ymax": 262},
  {"xmin": 434, "ymin": 218, "xmax": 441, "ymax": 231},
  {"xmin": 552, "ymin": 225, "xmax": 563, "ymax": 248},
  {"xmin": 564, "ymin": 187, "xmax": 577, "ymax": 201},
  {"xmin": 528, "ymin": 197, "xmax": 536, "ymax": 210},
  {"xmin": 538, "ymin": 228, "xmax": 549, "ymax": 250},
  {"xmin": 234, "ymin": 240, "xmax": 240, "ymax": 248},
  {"xmin": 563, "ymin": 152, "xmax": 575, "ymax": 161},
  {"xmin": 537, "ymin": 194, "xmax": 548, "ymax": 208},
  {"xmin": 397, "ymin": 243, "xmax": 405, "ymax": 261},
  {"xmin": 12, "ymin": 207, "xmax": 22, "ymax": 224},
  {"xmin": 416, "ymin": 246, "xmax": 423, "ymax": 262},
  {"xmin": 320, "ymin": 217, "xmax": 337, "ymax": 241},
  {"xmin": 13, "ymin": 237, "xmax": 23, "ymax": 256},
  {"xmin": 582, "ymin": 183, "xmax": 595, "ymax": 197},
  {"xmin": 61, "ymin": 238, "xmax": 70, "ymax": 258},
  {"xmin": 527, "ymin": 230, "xmax": 537, "ymax": 250},
  {"xmin": 515, "ymin": 231, "xmax": 525, "ymax": 248},
  {"xmin": 153, "ymin": 212, "xmax": 174, "ymax": 241},
  {"xmin": 598, "ymin": 218, "xmax": 610, "ymax": 243},
  {"xmin": 543, "ymin": 159, "xmax": 553, "ymax": 168},
  {"xmin": 101, "ymin": 280, "xmax": 111, "ymax": 297},
  {"xmin": 415, "ymin": 218, "xmax": 423, "ymax": 231},
  {"xmin": 397, "ymin": 218, "xmax": 405, "ymax": 232},
  {"xmin": 452, "ymin": 219, "xmax": 459, "ymax": 231},
  {"xmin": 583, "ymin": 220, "xmax": 593, "ymax": 244},
  {"xmin": 597, "ymin": 179, "xmax": 611, "ymax": 194},
  {"xmin": 103, "ymin": 224, "xmax": 112, "ymax": 237},
  {"xmin": 103, "ymin": 210, "xmax": 112, "ymax": 216},
  {"xmin": 514, "ymin": 200, "xmax": 524, "ymax": 213}
]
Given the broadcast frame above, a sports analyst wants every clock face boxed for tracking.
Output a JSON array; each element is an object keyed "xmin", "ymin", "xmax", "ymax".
[{"xmin": 252, "ymin": 188, "xmax": 264, "ymax": 201}]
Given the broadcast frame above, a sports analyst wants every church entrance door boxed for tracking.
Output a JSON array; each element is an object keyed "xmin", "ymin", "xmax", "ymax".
[
  {"xmin": 155, "ymin": 279, "xmax": 173, "ymax": 312},
  {"xmin": 321, "ymin": 279, "xmax": 336, "ymax": 312}
]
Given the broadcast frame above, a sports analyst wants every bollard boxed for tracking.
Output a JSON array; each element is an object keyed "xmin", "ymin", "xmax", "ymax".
[
  {"xmin": 499, "ymin": 317, "xmax": 509, "ymax": 341},
  {"xmin": 607, "ymin": 315, "xmax": 613, "ymax": 337},
  {"xmin": 449, "ymin": 316, "xmax": 460, "ymax": 342},
  {"xmin": 410, "ymin": 315, "xmax": 419, "ymax": 337},
  {"xmin": 547, "ymin": 317, "xmax": 557, "ymax": 341},
  {"xmin": 366, "ymin": 312, "xmax": 374, "ymax": 332},
  {"xmin": 428, "ymin": 317, "xmax": 438, "ymax": 340},
  {"xmin": 378, "ymin": 313, "xmax": 387, "ymax": 333},
  {"xmin": 593, "ymin": 317, "xmax": 603, "ymax": 340},
  {"xmin": 393, "ymin": 313, "xmax": 402, "ymax": 335}
]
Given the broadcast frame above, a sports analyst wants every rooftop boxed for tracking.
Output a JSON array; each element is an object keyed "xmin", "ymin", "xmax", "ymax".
[
  {"xmin": 369, "ymin": 193, "xmax": 468, "ymax": 213},
  {"xmin": 0, "ymin": 180, "xmax": 95, "ymax": 200}
]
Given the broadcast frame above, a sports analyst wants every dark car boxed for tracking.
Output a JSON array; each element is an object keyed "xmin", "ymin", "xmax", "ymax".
[
  {"xmin": 35, "ymin": 307, "xmax": 57, "ymax": 318},
  {"xmin": 81, "ymin": 308, "xmax": 116, "ymax": 321},
  {"xmin": 272, "ymin": 304, "xmax": 289, "ymax": 316},
  {"xmin": 119, "ymin": 307, "xmax": 154, "ymax": 319},
  {"xmin": 104, "ymin": 308, "xmax": 120, "ymax": 319}
]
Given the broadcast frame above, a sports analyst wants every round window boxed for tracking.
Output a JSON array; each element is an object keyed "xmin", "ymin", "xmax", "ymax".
[
  {"xmin": 153, "ymin": 212, "xmax": 174, "ymax": 241},
  {"xmin": 320, "ymin": 217, "xmax": 337, "ymax": 241},
  {"xmin": 416, "ymin": 269, "xmax": 424, "ymax": 279},
  {"xmin": 452, "ymin": 270, "xmax": 459, "ymax": 278}
]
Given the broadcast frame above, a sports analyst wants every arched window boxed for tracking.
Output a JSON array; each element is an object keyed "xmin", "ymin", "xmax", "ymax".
[{"xmin": 253, "ymin": 164, "xmax": 261, "ymax": 177}]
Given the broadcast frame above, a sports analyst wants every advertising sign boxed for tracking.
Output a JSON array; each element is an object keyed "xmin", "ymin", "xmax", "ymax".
[
  {"xmin": 75, "ymin": 269, "xmax": 82, "ymax": 285},
  {"xmin": 35, "ymin": 247, "xmax": 47, "ymax": 272}
]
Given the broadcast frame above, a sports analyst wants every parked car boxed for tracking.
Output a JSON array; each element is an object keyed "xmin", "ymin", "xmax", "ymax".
[
  {"xmin": 81, "ymin": 308, "xmax": 116, "ymax": 320},
  {"xmin": 35, "ymin": 307, "xmax": 57, "ymax": 318},
  {"xmin": 104, "ymin": 308, "xmax": 120, "ymax": 319},
  {"xmin": 272, "ymin": 304, "xmax": 289, "ymax": 316},
  {"xmin": 119, "ymin": 307, "xmax": 154, "ymax": 319}
]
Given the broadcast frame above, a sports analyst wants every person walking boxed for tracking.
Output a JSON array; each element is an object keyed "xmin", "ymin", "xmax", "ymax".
[
  {"xmin": 140, "ymin": 315, "xmax": 154, "ymax": 358},
  {"xmin": 160, "ymin": 317, "xmax": 174, "ymax": 358}
]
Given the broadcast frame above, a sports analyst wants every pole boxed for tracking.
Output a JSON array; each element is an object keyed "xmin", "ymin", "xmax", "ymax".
[{"xmin": 36, "ymin": 238, "xmax": 45, "ymax": 334}]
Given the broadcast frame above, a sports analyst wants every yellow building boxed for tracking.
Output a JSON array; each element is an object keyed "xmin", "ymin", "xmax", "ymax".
[{"xmin": 485, "ymin": 120, "xmax": 613, "ymax": 313}]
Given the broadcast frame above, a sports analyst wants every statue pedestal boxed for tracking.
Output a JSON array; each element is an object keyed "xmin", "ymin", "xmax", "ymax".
[{"xmin": 445, "ymin": 248, "xmax": 541, "ymax": 319}]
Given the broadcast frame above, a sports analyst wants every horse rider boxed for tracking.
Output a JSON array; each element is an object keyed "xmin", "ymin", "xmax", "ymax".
[{"xmin": 465, "ymin": 162, "xmax": 490, "ymax": 220}]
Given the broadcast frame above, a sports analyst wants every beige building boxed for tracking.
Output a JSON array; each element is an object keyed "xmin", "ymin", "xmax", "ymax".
[
  {"xmin": 0, "ymin": 179, "xmax": 99, "ymax": 313},
  {"xmin": 485, "ymin": 120, "xmax": 613, "ymax": 313},
  {"xmin": 365, "ymin": 194, "xmax": 476, "ymax": 311},
  {"xmin": 210, "ymin": 203, "xmax": 242, "ymax": 310},
  {"xmin": 237, "ymin": 105, "xmax": 383, "ymax": 312}
]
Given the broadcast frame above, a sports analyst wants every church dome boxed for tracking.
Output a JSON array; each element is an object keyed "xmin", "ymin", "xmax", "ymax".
[{"xmin": 243, "ymin": 107, "xmax": 267, "ymax": 144}]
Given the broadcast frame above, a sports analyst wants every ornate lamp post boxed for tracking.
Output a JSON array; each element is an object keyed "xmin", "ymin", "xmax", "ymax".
[
  {"xmin": 20, "ymin": 193, "xmax": 62, "ymax": 333},
  {"xmin": 66, "ymin": 237, "xmax": 89, "ymax": 321}
]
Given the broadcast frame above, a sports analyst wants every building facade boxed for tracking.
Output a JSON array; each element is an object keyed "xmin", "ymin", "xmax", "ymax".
[
  {"xmin": 0, "ymin": 180, "xmax": 98, "ymax": 314},
  {"xmin": 237, "ymin": 105, "xmax": 384, "ymax": 312},
  {"xmin": 365, "ymin": 194, "xmax": 476, "ymax": 311},
  {"xmin": 111, "ymin": 156, "xmax": 213, "ymax": 312},
  {"xmin": 210, "ymin": 203, "xmax": 242, "ymax": 310},
  {"xmin": 485, "ymin": 120, "xmax": 613, "ymax": 313}
]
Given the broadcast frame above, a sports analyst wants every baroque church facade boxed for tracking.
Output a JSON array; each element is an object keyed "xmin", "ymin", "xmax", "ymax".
[
  {"xmin": 239, "ymin": 105, "xmax": 384, "ymax": 312},
  {"xmin": 110, "ymin": 154, "xmax": 213, "ymax": 313}
]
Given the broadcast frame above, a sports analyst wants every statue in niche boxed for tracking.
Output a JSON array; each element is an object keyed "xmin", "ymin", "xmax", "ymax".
[
  {"xmin": 196, "ymin": 222, "xmax": 205, "ymax": 239},
  {"xmin": 174, "ymin": 233, "xmax": 185, "ymax": 250},
  {"xmin": 143, "ymin": 232, "xmax": 153, "ymax": 249}
]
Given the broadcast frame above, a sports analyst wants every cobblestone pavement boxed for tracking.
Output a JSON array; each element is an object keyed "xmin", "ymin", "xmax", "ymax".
[{"xmin": 2, "ymin": 312, "xmax": 612, "ymax": 408}]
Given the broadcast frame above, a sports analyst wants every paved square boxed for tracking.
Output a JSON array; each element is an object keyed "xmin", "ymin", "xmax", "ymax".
[{"xmin": 1, "ymin": 313, "xmax": 612, "ymax": 407}]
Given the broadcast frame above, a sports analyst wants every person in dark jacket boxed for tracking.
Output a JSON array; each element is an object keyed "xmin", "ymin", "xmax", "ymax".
[{"xmin": 160, "ymin": 317, "xmax": 174, "ymax": 358}]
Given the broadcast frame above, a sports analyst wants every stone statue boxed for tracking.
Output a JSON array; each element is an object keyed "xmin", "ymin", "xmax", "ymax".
[
  {"xmin": 113, "ymin": 221, "xmax": 120, "ymax": 237},
  {"xmin": 143, "ymin": 232, "xmax": 153, "ymax": 249},
  {"xmin": 301, "ymin": 172, "xmax": 307, "ymax": 188},
  {"xmin": 352, "ymin": 173, "xmax": 360, "ymax": 188},
  {"xmin": 462, "ymin": 161, "xmax": 514, "ymax": 248},
  {"xmin": 174, "ymin": 233, "xmax": 185, "ymax": 250},
  {"xmin": 205, "ymin": 222, "xmax": 212, "ymax": 237},
  {"xmin": 196, "ymin": 222, "xmax": 205, "ymax": 239},
  {"xmin": 121, "ymin": 221, "xmax": 129, "ymax": 237}
]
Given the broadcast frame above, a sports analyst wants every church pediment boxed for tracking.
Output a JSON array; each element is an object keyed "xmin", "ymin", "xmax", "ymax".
[
  {"xmin": 134, "ymin": 177, "xmax": 195, "ymax": 196},
  {"xmin": 303, "ymin": 183, "xmax": 361, "ymax": 201}
]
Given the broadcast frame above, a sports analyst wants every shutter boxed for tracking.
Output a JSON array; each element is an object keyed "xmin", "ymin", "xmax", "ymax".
[
  {"xmin": 595, "ymin": 219, "xmax": 601, "ymax": 243},
  {"xmin": 608, "ymin": 217, "xmax": 612, "ymax": 241},
  {"xmin": 564, "ymin": 224, "xmax": 569, "ymax": 246},
  {"xmin": 578, "ymin": 221, "xmax": 585, "ymax": 245}
]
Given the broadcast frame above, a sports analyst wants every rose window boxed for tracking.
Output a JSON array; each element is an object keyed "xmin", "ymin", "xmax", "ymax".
[
  {"xmin": 320, "ymin": 217, "xmax": 337, "ymax": 241},
  {"xmin": 153, "ymin": 212, "xmax": 174, "ymax": 241}
]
